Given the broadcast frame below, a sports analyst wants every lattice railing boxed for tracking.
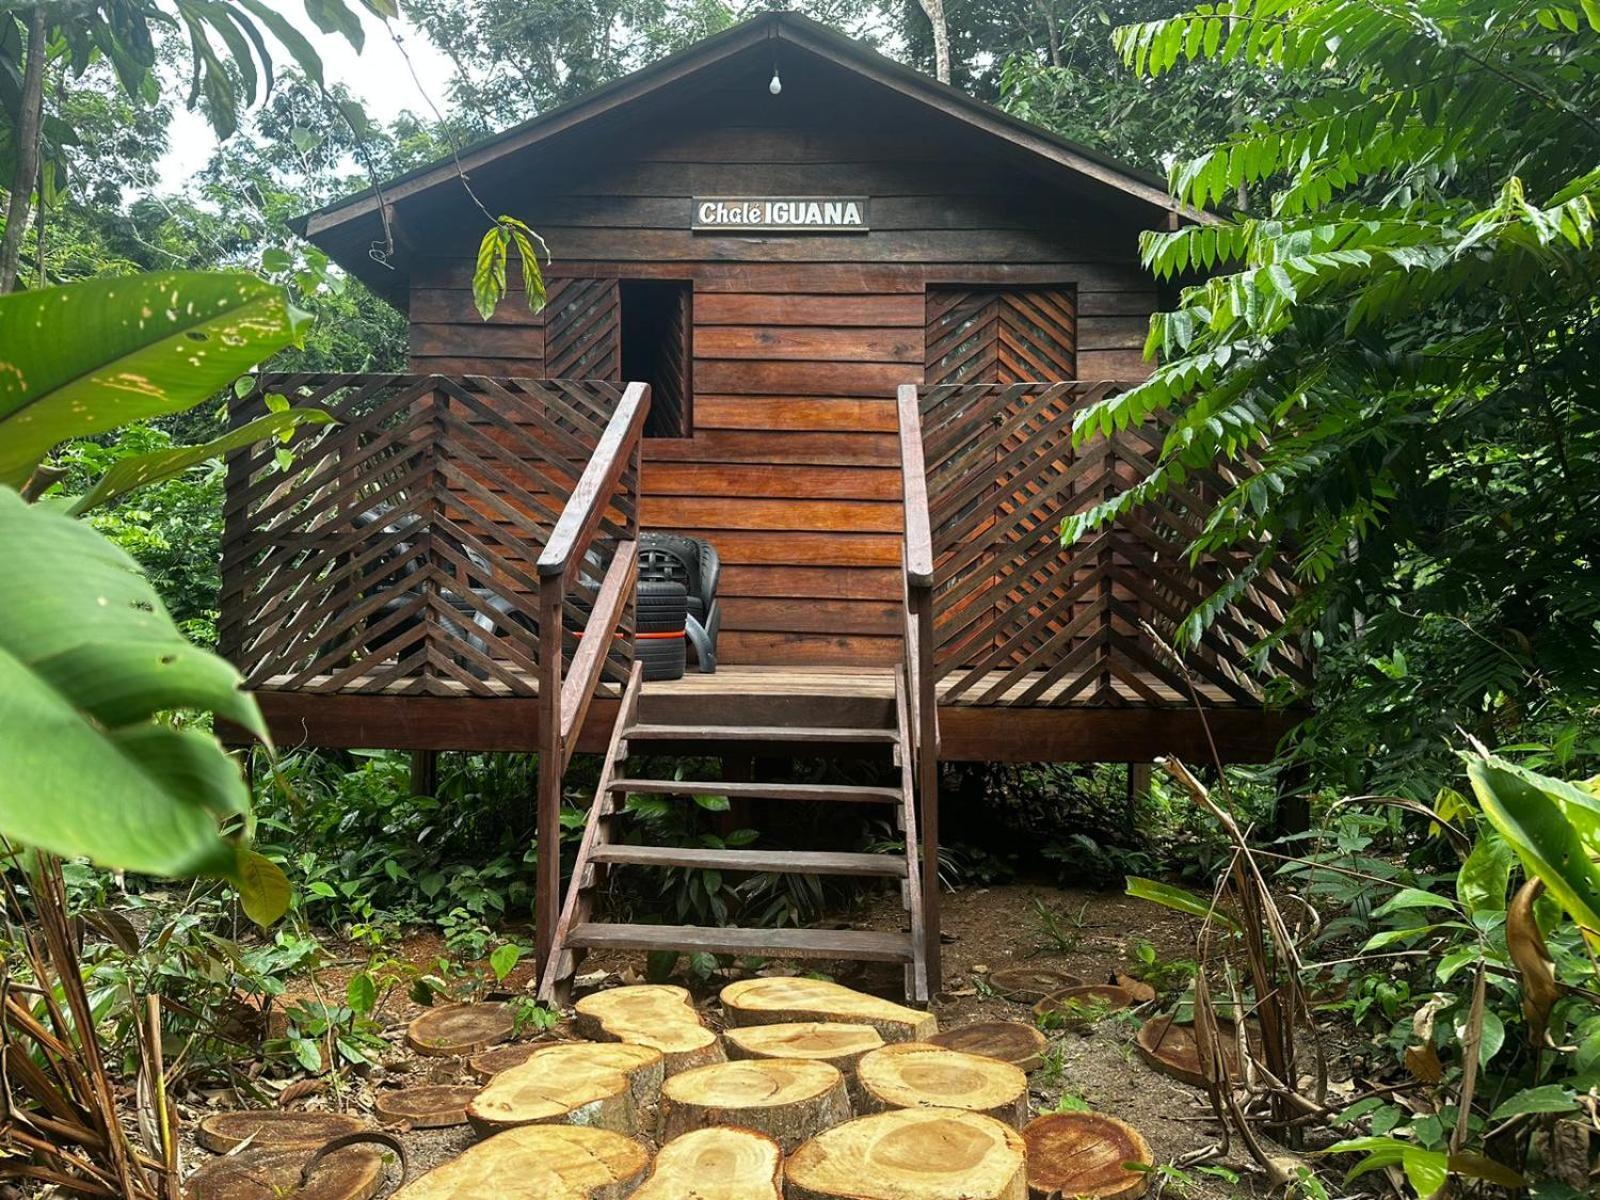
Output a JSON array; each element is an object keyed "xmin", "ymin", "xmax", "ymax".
[
  {"xmin": 218, "ymin": 374, "xmax": 638, "ymax": 698},
  {"xmin": 920, "ymin": 382, "xmax": 1307, "ymax": 708}
]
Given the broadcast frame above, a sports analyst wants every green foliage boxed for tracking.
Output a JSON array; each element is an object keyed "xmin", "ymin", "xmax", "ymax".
[
  {"xmin": 1066, "ymin": 0, "xmax": 1600, "ymax": 796},
  {"xmin": 0, "ymin": 270, "xmax": 330, "ymax": 892},
  {"xmin": 473, "ymin": 215, "xmax": 548, "ymax": 320},
  {"xmin": 1137, "ymin": 747, "xmax": 1600, "ymax": 1199},
  {"xmin": 0, "ymin": 487, "xmax": 263, "ymax": 876},
  {"xmin": 0, "ymin": 271, "xmax": 310, "ymax": 489},
  {"xmin": 1468, "ymin": 749, "xmax": 1600, "ymax": 935}
]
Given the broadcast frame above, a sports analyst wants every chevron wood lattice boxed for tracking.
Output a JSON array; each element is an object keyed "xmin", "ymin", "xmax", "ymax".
[
  {"xmin": 219, "ymin": 374, "xmax": 637, "ymax": 698},
  {"xmin": 919, "ymin": 382, "xmax": 1307, "ymax": 707},
  {"xmin": 925, "ymin": 287, "xmax": 1077, "ymax": 386},
  {"xmin": 545, "ymin": 278, "xmax": 621, "ymax": 381}
]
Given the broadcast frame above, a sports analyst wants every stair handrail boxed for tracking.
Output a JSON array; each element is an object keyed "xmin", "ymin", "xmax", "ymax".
[
  {"xmin": 895, "ymin": 382, "xmax": 941, "ymax": 989},
  {"xmin": 535, "ymin": 380, "xmax": 650, "ymax": 974}
]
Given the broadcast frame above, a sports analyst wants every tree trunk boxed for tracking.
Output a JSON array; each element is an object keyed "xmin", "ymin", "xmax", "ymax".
[
  {"xmin": 916, "ymin": 0, "xmax": 952, "ymax": 84},
  {"xmin": 0, "ymin": 4, "xmax": 48, "ymax": 294}
]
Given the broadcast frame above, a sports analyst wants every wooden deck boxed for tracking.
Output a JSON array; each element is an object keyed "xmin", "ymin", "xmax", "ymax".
[{"xmin": 250, "ymin": 663, "xmax": 1299, "ymax": 762}]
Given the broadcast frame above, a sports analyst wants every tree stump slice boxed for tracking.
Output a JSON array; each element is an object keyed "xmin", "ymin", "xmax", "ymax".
[
  {"xmin": 467, "ymin": 1041, "xmax": 664, "ymax": 1135},
  {"xmin": 373, "ymin": 1084, "xmax": 480, "ymax": 1129},
  {"xmin": 721, "ymin": 977, "xmax": 935, "ymax": 1043},
  {"xmin": 927, "ymin": 1022, "xmax": 1049, "ymax": 1072},
  {"xmin": 725, "ymin": 1022, "xmax": 886, "ymax": 1108},
  {"xmin": 575, "ymin": 984, "xmax": 725, "ymax": 1074},
  {"xmin": 634, "ymin": 1127, "xmax": 783, "ymax": 1200},
  {"xmin": 184, "ymin": 1144, "xmax": 385, "ymax": 1200},
  {"xmin": 1033, "ymin": 985, "xmax": 1140, "ymax": 1031},
  {"xmin": 785, "ymin": 1109, "xmax": 1027, "ymax": 1200},
  {"xmin": 856, "ymin": 1043, "xmax": 1029, "ymax": 1129},
  {"xmin": 659, "ymin": 1059, "xmax": 850, "ymax": 1153},
  {"xmin": 469, "ymin": 1042, "xmax": 542, "ymax": 1082},
  {"xmin": 1135, "ymin": 1015, "xmax": 1251, "ymax": 1088},
  {"xmin": 195, "ymin": 1111, "xmax": 370, "ymax": 1154},
  {"xmin": 393, "ymin": 1126, "xmax": 650, "ymax": 1200},
  {"xmin": 724, "ymin": 1023, "xmax": 884, "ymax": 1073},
  {"xmin": 404, "ymin": 1002, "xmax": 514, "ymax": 1057},
  {"xmin": 985, "ymin": 967, "xmax": 1084, "ymax": 1004},
  {"xmin": 1023, "ymin": 1112, "xmax": 1152, "ymax": 1200}
]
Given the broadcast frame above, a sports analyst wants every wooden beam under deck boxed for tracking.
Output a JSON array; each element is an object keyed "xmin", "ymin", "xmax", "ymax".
[{"xmin": 246, "ymin": 665, "xmax": 1302, "ymax": 763}]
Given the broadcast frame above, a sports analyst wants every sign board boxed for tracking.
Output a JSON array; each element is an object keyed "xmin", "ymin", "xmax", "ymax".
[{"xmin": 693, "ymin": 196, "xmax": 869, "ymax": 233}]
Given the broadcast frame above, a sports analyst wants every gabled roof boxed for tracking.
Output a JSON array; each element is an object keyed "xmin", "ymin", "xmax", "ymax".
[{"xmin": 300, "ymin": 11, "xmax": 1203, "ymax": 300}]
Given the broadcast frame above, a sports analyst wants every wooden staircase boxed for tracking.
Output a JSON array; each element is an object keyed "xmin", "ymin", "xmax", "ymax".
[{"xmin": 537, "ymin": 662, "xmax": 931, "ymax": 1003}]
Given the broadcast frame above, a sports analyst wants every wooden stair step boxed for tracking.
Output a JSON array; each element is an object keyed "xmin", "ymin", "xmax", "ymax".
[
  {"xmin": 565, "ymin": 923, "xmax": 913, "ymax": 962},
  {"xmin": 608, "ymin": 778, "xmax": 902, "ymax": 805},
  {"xmin": 590, "ymin": 846, "xmax": 908, "ymax": 877},
  {"xmin": 622, "ymin": 723, "xmax": 897, "ymax": 745}
]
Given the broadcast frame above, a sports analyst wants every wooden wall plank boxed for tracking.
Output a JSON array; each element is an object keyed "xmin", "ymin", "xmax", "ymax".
[{"xmin": 694, "ymin": 396, "xmax": 897, "ymax": 432}]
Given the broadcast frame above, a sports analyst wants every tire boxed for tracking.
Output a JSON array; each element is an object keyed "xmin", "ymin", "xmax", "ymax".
[
  {"xmin": 636, "ymin": 579, "xmax": 688, "ymax": 634},
  {"xmin": 635, "ymin": 630, "xmax": 687, "ymax": 681}
]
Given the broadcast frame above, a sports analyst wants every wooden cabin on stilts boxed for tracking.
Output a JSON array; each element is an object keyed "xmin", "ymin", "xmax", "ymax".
[{"xmin": 220, "ymin": 12, "xmax": 1305, "ymax": 1003}]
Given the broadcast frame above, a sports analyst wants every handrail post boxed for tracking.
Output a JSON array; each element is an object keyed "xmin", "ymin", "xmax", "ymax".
[
  {"xmin": 533, "ymin": 382, "xmax": 651, "ymax": 978},
  {"xmin": 896, "ymin": 384, "xmax": 941, "ymax": 992},
  {"xmin": 535, "ymin": 571, "xmax": 564, "ymax": 972}
]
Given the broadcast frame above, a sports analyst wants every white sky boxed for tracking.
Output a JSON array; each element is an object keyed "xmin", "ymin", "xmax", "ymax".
[{"xmin": 156, "ymin": 9, "xmax": 457, "ymax": 192}]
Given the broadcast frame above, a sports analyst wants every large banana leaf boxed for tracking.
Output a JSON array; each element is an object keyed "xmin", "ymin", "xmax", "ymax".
[
  {"xmin": 0, "ymin": 271, "xmax": 308, "ymax": 489},
  {"xmin": 1468, "ymin": 752, "xmax": 1600, "ymax": 937},
  {"xmin": 0, "ymin": 489, "xmax": 266, "ymax": 876}
]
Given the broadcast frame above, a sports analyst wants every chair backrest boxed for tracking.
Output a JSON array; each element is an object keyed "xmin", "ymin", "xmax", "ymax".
[{"xmin": 639, "ymin": 533, "xmax": 705, "ymax": 600}]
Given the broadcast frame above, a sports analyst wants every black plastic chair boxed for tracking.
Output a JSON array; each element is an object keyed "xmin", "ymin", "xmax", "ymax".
[{"xmin": 638, "ymin": 533, "xmax": 721, "ymax": 672}]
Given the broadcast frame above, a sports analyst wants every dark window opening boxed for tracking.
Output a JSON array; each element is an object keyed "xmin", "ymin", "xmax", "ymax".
[{"xmin": 620, "ymin": 280, "xmax": 693, "ymax": 438}]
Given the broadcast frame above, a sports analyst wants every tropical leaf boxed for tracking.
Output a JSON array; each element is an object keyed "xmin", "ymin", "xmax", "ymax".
[
  {"xmin": 0, "ymin": 489, "xmax": 265, "ymax": 876},
  {"xmin": 0, "ymin": 272, "xmax": 307, "ymax": 489},
  {"xmin": 1126, "ymin": 875, "xmax": 1239, "ymax": 929},
  {"xmin": 64, "ymin": 408, "xmax": 333, "ymax": 516},
  {"xmin": 1467, "ymin": 752, "xmax": 1600, "ymax": 936}
]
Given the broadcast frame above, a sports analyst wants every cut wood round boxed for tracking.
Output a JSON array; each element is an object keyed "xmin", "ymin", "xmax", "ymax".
[
  {"xmin": 1135, "ymin": 1015, "xmax": 1251, "ymax": 1088},
  {"xmin": 659, "ymin": 1059, "xmax": 851, "ymax": 1153},
  {"xmin": 467, "ymin": 1041, "xmax": 664, "ymax": 1135},
  {"xmin": 469, "ymin": 1042, "xmax": 541, "ymax": 1082},
  {"xmin": 404, "ymin": 1002, "xmax": 514, "ymax": 1057},
  {"xmin": 184, "ymin": 1144, "xmax": 385, "ymax": 1200},
  {"xmin": 392, "ymin": 1125, "xmax": 650, "ymax": 1200},
  {"xmin": 373, "ymin": 1084, "xmax": 480, "ymax": 1129},
  {"xmin": 195, "ymin": 1111, "xmax": 369, "ymax": 1154},
  {"xmin": 724, "ymin": 1022, "xmax": 884, "ymax": 1073},
  {"xmin": 856, "ymin": 1042, "xmax": 1029, "ymax": 1129},
  {"xmin": 575, "ymin": 984, "xmax": 724, "ymax": 1074},
  {"xmin": 725, "ymin": 1022, "xmax": 885, "ymax": 1108},
  {"xmin": 721, "ymin": 977, "xmax": 935, "ymax": 1043},
  {"xmin": 634, "ymin": 1126, "xmax": 783, "ymax": 1200},
  {"xmin": 1032, "ymin": 985, "xmax": 1139, "ymax": 1031},
  {"xmin": 985, "ymin": 967, "xmax": 1085, "ymax": 1004},
  {"xmin": 785, "ymin": 1109, "xmax": 1027, "ymax": 1200},
  {"xmin": 1023, "ymin": 1112, "xmax": 1152, "ymax": 1200},
  {"xmin": 927, "ymin": 1022, "xmax": 1049, "ymax": 1073}
]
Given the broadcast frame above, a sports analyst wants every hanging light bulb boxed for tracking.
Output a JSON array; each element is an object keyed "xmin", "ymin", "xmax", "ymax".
[{"xmin": 769, "ymin": 66, "xmax": 782, "ymax": 95}]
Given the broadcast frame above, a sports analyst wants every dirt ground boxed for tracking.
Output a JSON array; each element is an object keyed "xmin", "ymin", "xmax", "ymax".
[{"xmin": 183, "ymin": 879, "xmax": 1280, "ymax": 1197}]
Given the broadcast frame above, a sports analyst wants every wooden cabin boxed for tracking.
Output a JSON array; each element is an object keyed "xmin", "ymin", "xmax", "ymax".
[{"xmin": 221, "ymin": 12, "xmax": 1304, "ymax": 1000}]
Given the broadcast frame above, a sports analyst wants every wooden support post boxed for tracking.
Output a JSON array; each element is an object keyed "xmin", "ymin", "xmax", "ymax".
[
  {"xmin": 410, "ymin": 750, "xmax": 438, "ymax": 798},
  {"xmin": 535, "ymin": 574, "xmax": 565, "ymax": 975},
  {"xmin": 1274, "ymin": 761, "xmax": 1311, "ymax": 839},
  {"xmin": 1126, "ymin": 763, "xmax": 1151, "ymax": 835}
]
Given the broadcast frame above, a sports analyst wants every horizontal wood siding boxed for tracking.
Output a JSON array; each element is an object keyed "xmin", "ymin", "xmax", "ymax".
[{"xmin": 407, "ymin": 95, "xmax": 1160, "ymax": 666}]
